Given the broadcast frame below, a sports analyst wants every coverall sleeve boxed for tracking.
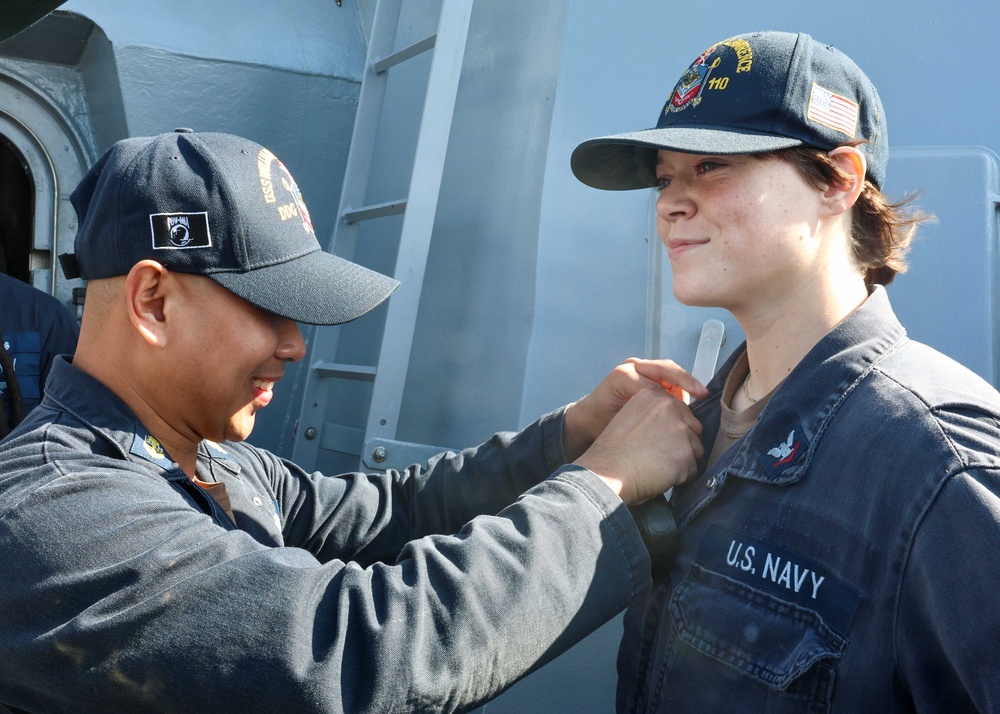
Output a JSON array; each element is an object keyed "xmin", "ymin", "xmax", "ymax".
[
  {"xmin": 0, "ymin": 413, "xmax": 650, "ymax": 714},
  {"xmin": 270, "ymin": 408, "xmax": 575, "ymax": 566},
  {"xmin": 894, "ymin": 467, "xmax": 1000, "ymax": 711}
]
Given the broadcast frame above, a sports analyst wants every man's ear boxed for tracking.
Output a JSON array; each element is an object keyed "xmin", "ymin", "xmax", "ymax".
[
  {"xmin": 125, "ymin": 260, "xmax": 170, "ymax": 347},
  {"xmin": 823, "ymin": 146, "xmax": 867, "ymax": 215}
]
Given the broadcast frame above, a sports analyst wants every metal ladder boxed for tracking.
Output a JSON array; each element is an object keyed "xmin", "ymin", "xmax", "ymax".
[{"xmin": 291, "ymin": 0, "xmax": 472, "ymax": 472}]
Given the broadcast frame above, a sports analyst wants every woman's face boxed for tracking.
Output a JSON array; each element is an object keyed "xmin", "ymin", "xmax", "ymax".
[{"xmin": 654, "ymin": 149, "xmax": 832, "ymax": 315}]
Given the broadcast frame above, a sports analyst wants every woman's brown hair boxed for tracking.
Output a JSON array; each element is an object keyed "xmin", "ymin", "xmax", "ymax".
[{"xmin": 766, "ymin": 143, "xmax": 932, "ymax": 286}]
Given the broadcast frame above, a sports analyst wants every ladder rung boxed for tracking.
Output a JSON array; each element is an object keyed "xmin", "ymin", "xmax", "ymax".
[
  {"xmin": 311, "ymin": 362, "xmax": 377, "ymax": 381},
  {"xmin": 342, "ymin": 199, "xmax": 407, "ymax": 224},
  {"xmin": 371, "ymin": 34, "xmax": 437, "ymax": 74},
  {"xmin": 320, "ymin": 422, "xmax": 364, "ymax": 455}
]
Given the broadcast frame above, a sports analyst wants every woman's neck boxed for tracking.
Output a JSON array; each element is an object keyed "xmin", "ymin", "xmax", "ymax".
[{"xmin": 736, "ymin": 275, "xmax": 869, "ymax": 401}]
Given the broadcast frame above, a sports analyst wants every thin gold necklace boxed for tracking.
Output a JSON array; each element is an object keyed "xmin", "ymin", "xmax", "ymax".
[{"xmin": 742, "ymin": 371, "xmax": 759, "ymax": 404}]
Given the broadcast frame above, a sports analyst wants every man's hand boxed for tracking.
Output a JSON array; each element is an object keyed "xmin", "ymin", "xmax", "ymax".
[
  {"xmin": 573, "ymin": 386, "xmax": 704, "ymax": 505},
  {"xmin": 563, "ymin": 358, "xmax": 707, "ymax": 462}
]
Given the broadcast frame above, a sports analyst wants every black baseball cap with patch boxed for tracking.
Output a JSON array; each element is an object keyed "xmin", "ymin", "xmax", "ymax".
[
  {"xmin": 571, "ymin": 31, "xmax": 888, "ymax": 190},
  {"xmin": 62, "ymin": 129, "xmax": 399, "ymax": 326}
]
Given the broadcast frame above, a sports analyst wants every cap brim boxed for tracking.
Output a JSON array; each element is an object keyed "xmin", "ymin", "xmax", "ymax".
[
  {"xmin": 210, "ymin": 249, "xmax": 399, "ymax": 325},
  {"xmin": 571, "ymin": 127, "xmax": 804, "ymax": 190}
]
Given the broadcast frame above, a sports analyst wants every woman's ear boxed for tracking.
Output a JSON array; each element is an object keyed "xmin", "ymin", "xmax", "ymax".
[
  {"xmin": 125, "ymin": 260, "xmax": 170, "ymax": 347},
  {"xmin": 823, "ymin": 146, "xmax": 867, "ymax": 215}
]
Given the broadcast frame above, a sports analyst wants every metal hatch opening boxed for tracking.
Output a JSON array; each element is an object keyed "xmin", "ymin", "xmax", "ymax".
[{"xmin": 0, "ymin": 134, "xmax": 32, "ymax": 282}]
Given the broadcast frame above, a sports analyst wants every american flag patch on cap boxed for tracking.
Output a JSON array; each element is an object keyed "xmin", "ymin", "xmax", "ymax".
[{"xmin": 807, "ymin": 83, "xmax": 859, "ymax": 137}]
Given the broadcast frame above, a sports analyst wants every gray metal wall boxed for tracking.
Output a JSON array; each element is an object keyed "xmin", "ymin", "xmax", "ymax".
[{"xmin": 396, "ymin": 1, "xmax": 569, "ymax": 449}]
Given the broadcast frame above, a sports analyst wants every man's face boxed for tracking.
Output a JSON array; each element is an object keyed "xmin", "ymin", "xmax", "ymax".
[{"xmin": 166, "ymin": 274, "xmax": 306, "ymax": 444}]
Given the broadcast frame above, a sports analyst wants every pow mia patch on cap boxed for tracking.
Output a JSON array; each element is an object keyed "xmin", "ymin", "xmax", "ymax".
[{"xmin": 150, "ymin": 212, "xmax": 212, "ymax": 250}]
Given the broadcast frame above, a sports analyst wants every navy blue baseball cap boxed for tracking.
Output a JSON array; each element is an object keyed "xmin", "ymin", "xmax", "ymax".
[
  {"xmin": 571, "ymin": 31, "xmax": 888, "ymax": 190},
  {"xmin": 63, "ymin": 130, "xmax": 399, "ymax": 325}
]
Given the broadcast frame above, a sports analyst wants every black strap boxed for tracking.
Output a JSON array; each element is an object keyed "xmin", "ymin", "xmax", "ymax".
[
  {"xmin": 629, "ymin": 496, "xmax": 679, "ymax": 580},
  {"xmin": 58, "ymin": 253, "xmax": 81, "ymax": 280}
]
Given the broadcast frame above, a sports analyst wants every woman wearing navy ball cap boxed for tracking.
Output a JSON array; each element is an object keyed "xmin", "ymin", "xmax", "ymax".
[{"xmin": 573, "ymin": 30, "xmax": 1000, "ymax": 711}]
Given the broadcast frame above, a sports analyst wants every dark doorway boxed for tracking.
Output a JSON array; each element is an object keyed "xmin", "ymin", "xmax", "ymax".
[{"xmin": 0, "ymin": 135, "xmax": 33, "ymax": 282}]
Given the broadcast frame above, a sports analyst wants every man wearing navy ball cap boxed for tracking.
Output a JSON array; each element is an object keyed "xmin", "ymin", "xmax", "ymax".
[{"xmin": 0, "ymin": 129, "xmax": 707, "ymax": 712}]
